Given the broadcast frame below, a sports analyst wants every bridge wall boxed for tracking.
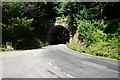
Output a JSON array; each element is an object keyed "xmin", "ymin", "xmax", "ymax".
[{"xmin": 47, "ymin": 23, "xmax": 84, "ymax": 45}]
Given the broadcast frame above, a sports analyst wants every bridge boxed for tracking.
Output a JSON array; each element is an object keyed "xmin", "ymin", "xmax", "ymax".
[{"xmin": 47, "ymin": 17, "xmax": 84, "ymax": 45}]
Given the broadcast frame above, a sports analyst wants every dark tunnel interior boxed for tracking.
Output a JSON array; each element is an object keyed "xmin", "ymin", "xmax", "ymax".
[{"xmin": 48, "ymin": 26, "xmax": 70, "ymax": 45}]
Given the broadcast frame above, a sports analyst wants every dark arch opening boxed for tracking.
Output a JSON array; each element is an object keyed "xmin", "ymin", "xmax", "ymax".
[{"xmin": 48, "ymin": 25, "xmax": 70, "ymax": 45}]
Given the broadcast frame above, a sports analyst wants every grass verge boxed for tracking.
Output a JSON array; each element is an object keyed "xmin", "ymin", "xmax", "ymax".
[{"xmin": 67, "ymin": 43, "xmax": 120, "ymax": 60}]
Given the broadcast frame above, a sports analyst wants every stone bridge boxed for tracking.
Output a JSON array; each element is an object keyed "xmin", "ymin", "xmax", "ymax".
[{"xmin": 47, "ymin": 17, "xmax": 84, "ymax": 45}]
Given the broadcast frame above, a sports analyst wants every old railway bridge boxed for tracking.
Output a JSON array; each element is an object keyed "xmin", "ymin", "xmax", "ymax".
[{"xmin": 47, "ymin": 17, "xmax": 84, "ymax": 45}]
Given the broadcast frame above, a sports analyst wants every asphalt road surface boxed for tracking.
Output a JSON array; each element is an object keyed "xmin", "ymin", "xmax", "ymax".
[{"xmin": 0, "ymin": 44, "xmax": 119, "ymax": 78}]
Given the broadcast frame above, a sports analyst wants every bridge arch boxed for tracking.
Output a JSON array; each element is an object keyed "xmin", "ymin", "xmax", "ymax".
[{"xmin": 47, "ymin": 24, "xmax": 70, "ymax": 44}]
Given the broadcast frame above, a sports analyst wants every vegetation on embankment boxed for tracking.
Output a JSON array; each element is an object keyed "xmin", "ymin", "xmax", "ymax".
[
  {"xmin": 68, "ymin": 19, "xmax": 119, "ymax": 60},
  {"xmin": 67, "ymin": 41, "xmax": 119, "ymax": 60},
  {"xmin": 63, "ymin": 3, "xmax": 120, "ymax": 60}
]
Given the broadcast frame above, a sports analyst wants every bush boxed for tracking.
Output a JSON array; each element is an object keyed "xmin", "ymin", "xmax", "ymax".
[
  {"xmin": 77, "ymin": 19, "xmax": 107, "ymax": 46},
  {"xmin": 67, "ymin": 42, "xmax": 119, "ymax": 60},
  {"xmin": 1, "ymin": 45, "xmax": 15, "ymax": 51},
  {"xmin": 67, "ymin": 18, "xmax": 119, "ymax": 60},
  {"xmin": 2, "ymin": 17, "xmax": 35, "ymax": 50},
  {"xmin": 1, "ymin": 48, "xmax": 15, "ymax": 51}
]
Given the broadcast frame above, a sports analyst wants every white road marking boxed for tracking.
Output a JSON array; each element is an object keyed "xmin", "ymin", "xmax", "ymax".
[
  {"xmin": 49, "ymin": 62, "xmax": 53, "ymax": 66},
  {"xmin": 67, "ymin": 74, "xmax": 74, "ymax": 78}
]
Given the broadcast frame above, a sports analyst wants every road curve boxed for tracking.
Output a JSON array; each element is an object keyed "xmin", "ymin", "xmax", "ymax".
[{"xmin": 1, "ymin": 44, "xmax": 119, "ymax": 78}]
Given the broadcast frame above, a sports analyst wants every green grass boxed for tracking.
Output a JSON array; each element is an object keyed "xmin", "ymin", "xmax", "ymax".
[
  {"xmin": 67, "ymin": 43, "xmax": 120, "ymax": 60},
  {"xmin": 0, "ymin": 48, "xmax": 15, "ymax": 51}
]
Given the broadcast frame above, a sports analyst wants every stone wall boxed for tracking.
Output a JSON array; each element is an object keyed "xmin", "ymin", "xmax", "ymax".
[{"xmin": 69, "ymin": 32, "xmax": 84, "ymax": 46}]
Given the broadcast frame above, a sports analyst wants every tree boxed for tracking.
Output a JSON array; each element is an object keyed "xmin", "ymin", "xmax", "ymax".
[
  {"xmin": 2, "ymin": 2, "xmax": 60, "ymax": 49},
  {"xmin": 3, "ymin": 17, "xmax": 34, "ymax": 49}
]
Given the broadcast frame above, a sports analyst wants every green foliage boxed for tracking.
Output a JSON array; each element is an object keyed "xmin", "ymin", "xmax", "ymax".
[
  {"xmin": 105, "ymin": 18, "xmax": 120, "ymax": 34},
  {"xmin": 68, "ymin": 18, "xmax": 119, "ymax": 60},
  {"xmin": 66, "ymin": 3, "xmax": 120, "ymax": 59},
  {"xmin": 55, "ymin": 16, "xmax": 68, "ymax": 23},
  {"xmin": 1, "ymin": 48, "xmax": 14, "ymax": 51},
  {"xmin": 3, "ymin": 17, "xmax": 34, "ymax": 41},
  {"xmin": 1, "ymin": 45, "xmax": 14, "ymax": 51},
  {"xmin": 18, "ymin": 39, "xmax": 49, "ymax": 50},
  {"xmin": 2, "ymin": 2, "xmax": 60, "ymax": 50},
  {"xmin": 77, "ymin": 19, "xmax": 107, "ymax": 46},
  {"xmin": 67, "ymin": 41, "xmax": 119, "ymax": 60},
  {"xmin": 86, "ymin": 42, "xmax": 119, "ymax": 59},
  {"xmin": 2, "ymin": 17, "xmax": 36, "ymax": 49},
  {"xmin": 2, "ymin": 2, "xmax": 24, "ymax": 24},
  {"xmin": 35, "ymin": 39, "xmax": 49, "ymax": 48}
]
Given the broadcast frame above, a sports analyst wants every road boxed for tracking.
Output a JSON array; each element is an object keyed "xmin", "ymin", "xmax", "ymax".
[{"xmin": 0, "ymin": 44, "xmax": 119, "ymax": 78}]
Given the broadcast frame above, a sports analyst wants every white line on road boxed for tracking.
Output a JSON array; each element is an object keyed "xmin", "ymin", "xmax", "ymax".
[
  {"xmin": 67, "ymin": 74, "xmax": 74, "ymax": 78},
  {"xmin": 49, "ymin": 62, "xmax": 53, "ymax": 66},
  {"xmin": 48, "ymin": 62, "xmax": 74, "ymax": 78}
]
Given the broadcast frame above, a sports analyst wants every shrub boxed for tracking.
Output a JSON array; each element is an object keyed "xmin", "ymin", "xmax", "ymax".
[
  {"xmin": 67, "ymin": 19, "xmax": 119, "ymax": 60},
  {"xmin": 77, "ymin": 19, "xmax": 107, "ymax": 46}
]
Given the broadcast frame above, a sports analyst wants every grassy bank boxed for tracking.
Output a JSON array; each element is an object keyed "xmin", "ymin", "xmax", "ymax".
[{"xmin": 67, "ymin": 43, "xmax": 119, "ymax": 60}]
